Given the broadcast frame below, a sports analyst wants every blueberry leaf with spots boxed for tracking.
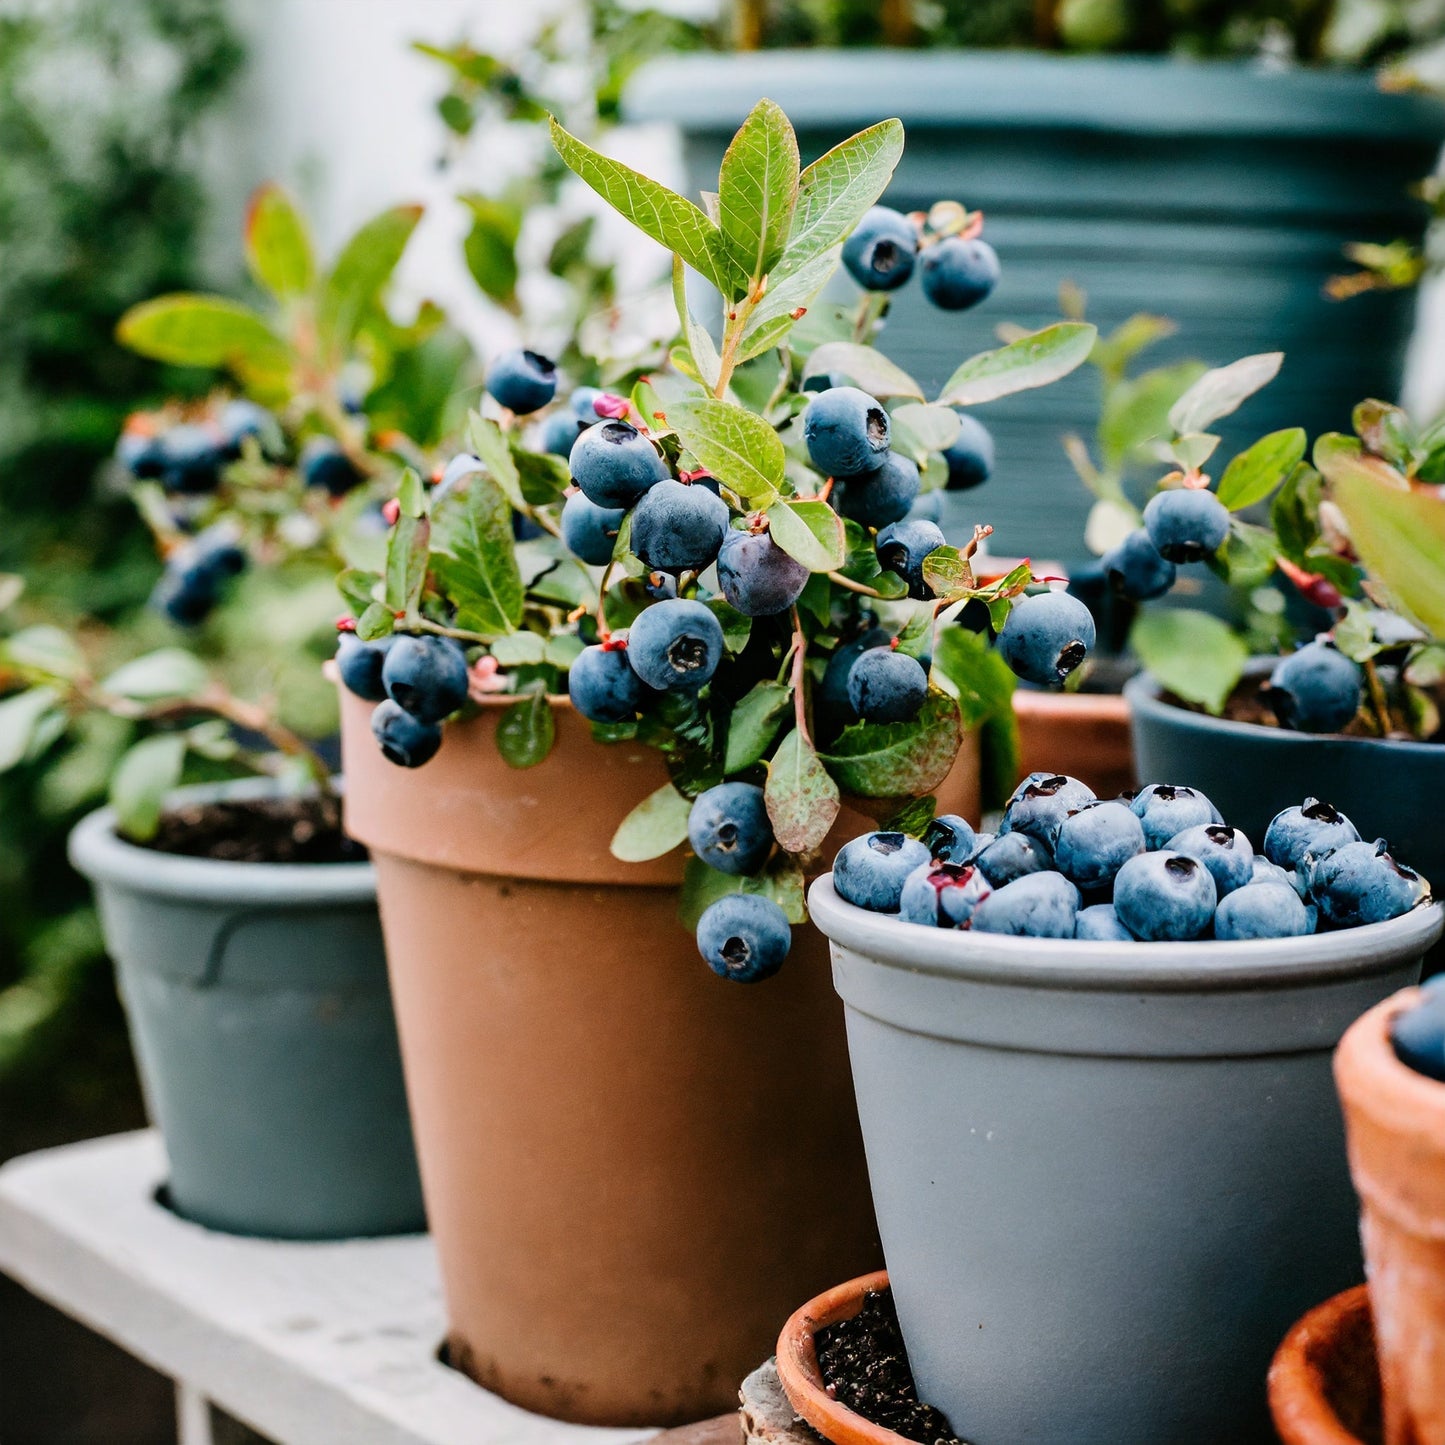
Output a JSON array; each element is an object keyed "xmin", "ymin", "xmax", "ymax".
[
  {"xmin": 821, "ymin": 690, "xmax": 964, "ymax": 799},
  {"xmin": 765, "ymin": 726, "xmax": 840, "ymax": 854}
]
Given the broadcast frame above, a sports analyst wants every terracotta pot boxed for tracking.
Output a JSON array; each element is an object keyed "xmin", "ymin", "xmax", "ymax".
[
  {"xmin": 1269, "ymin": 1286, "xmax": 1382, "ymax": 1445},
  {"xmin": 1336, "ymin": 989, "xmax": 1445, "ymax": 1445},
  {"xmin": 1012, "ymin": 689, "xmax": 1133, "ymax": 799},
  {"xmin": 776, "ymin": 1269, "xmax": 905, "ymax": 1445},
  {"xmin": 340, "ymin": 689, "xmax": 980, "ymax": 1426}
]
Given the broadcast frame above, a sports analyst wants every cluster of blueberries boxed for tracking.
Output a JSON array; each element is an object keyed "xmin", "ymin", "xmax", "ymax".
[
  {"xmin": 338, "ymin": 630, "xmax": 469, "ymax": 770},
  {"xmin": 831, "ymin": 775, "xmax": 1430, "ymax": 943},
  {"xmin": 842, "ymin": 205, "xmax": 1001, "ymax": 313}
]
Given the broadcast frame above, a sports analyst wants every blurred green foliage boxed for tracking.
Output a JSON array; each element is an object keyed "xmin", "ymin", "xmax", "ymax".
[{"xmin": 0, "ymin": 0, "xmax": 242, "ymax": 1073}]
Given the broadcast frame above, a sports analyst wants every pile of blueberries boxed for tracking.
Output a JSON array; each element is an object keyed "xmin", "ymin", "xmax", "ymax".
[
  {"xmin": 832, "ymin": 775, "xmax": 1431, "ymax": 942},
  {"xmin": 841, "ymin": 205, "xmax": 1000, "ymax": 314}
]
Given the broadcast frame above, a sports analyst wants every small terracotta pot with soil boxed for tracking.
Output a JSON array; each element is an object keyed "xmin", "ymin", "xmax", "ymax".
[
  {"xmin": 340, "ymin": 687, "xmax": 981, "ymax": 1427},
  {"xmin": 1333, "ymin": 988, "xmax": 1445, "ymax": 1445},
  {"xmin": 1269, "ymin": 1285, "xmax": 1382, "ymax": 1445}
]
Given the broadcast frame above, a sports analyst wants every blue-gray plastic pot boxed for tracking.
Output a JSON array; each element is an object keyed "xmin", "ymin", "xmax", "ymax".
[
  {"xmin": 68, "ymin": 781, "xmax": 424, "ymax": 1240},
  {"xmin": 627, "ymin": 52, "xmax": 1445, "ymax": 560},
  {"xmin": 808, "ymin": 875, "xmax": 1443, "ymax": 1444}
]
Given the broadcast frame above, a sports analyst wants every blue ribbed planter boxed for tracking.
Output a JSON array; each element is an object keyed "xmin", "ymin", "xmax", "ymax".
[{"xmin": 627, "ymin": 52, "xmax": 1445, "ymax": 560}]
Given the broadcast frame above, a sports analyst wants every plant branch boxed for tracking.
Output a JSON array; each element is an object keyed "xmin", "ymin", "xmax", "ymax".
[
  {"xmin": 789, "ymin": 605, "xmax": 811, "ymax": 746},
  {"xmin": 1363, "ymin": 657, "xmax": 1394, "ymax": 737},
  {"xmin": 827, "ymin": 571, "xmax": 885, "ymax": 598}
]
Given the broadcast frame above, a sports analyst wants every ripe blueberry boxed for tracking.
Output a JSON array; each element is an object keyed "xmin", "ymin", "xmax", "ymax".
[
  {"xmin": 803, "ymin": 387, "xmax": 890, "ymax": 478},
  {"xmin": 625, "ymin": 598, "xmax": 724, "ymax": 692},
  {"xmin": 1166, "ymin": 823, "xmax": 1254, "ymax": 897},
  {"xmin": 570, "ymin": 420, "xmax": 667, "ymax": 508},
  {"xmin": 1263, "ymin": 798, "xmax": 1360, "ymax": 872},
  {"xmin": 919, "ymin": 236, "xmax": 1000, "ymax": 311},
  {"xmin": 970, "ymin": 871, "xmax": 1080, "ymax": 938},
  {"xmin": 150, "ymin": 528, "xmax": 247, "ymax": 626},
  {"xmin": 631, "ymin": 478, "xmax": 730, "ymax": 572},
  {"xmin": 696, "ymin": 893, "xmax": 791, "ymax": 983},
  {"xmin": 842, "ymin": 206, "xmax": 918, "ymax": 292},
  {"xmin": 1075, "ymin": 903, "xmax": 1134, "ymax": 941},
  {"xmin": 1390, "ymin": 993, "xmax": 1445, "ymax": 1081},
  {"xmin": 157, "ymin": 423, "xmax": 225, "ymax": 495},
  {"xmin": 568, "ymin": 643, "xmax": 648, "ymax": 723},
  {"xmin": 973, "ymin": 831, "xmax": 1054, "ymax": 888},
  {"xmin": 922, "ymin": 813, "xmax": 977, "ymax": 864},
  {"xmin": 1131, "ymin": 784, "xmax": 1222, "ymax": 852},
  {"xmin": 1267, "ymin": 641, "xmax": 1364, "ymax": 735},
  {"xmin": 834, "ymin": 831, "xmax": 931, "ymax": 912},
  {"xmin": 1307, "ymin": 838, "xmax": 1428, "ymax": 927},
  {"xmin": 847, "ymin": 647, "xmax": 928, "ymax": 724},
  {"xmin": 337, "ymin": 633, "xmax": 395, "ymax": 702},
  {"xmin": 560, "ymin": 491, "xmax": 627, "ymax": 566},
  {"xmin": 817, "ymin": 628, "xmax": 891, "ymax": 734},
  {"xmin": 219, "ymin": 400, "xmax": 283, "ymax": 459},
  {"xmin": 907, "ymin": 491, "xmax": 945, "ymax": 525},
  {"xmin": 300, "ymin": 436, "xmax": 364, "ymax": 496},
  {"xmin": 644, "ymin": 570, "xmax": 678, "ymax": 601},
  {"xmin": 997, "ymin": 590, "xmax": 1096, "ymax": 687},
  {"xmin": 688, "ymin": 782, "xmax": 773, "ymax": 876},
  {"xmin": 1213, "ymin": 881, "xmax": 1313, "ymax": 941},
  {"xmin": 1053, "ymin": 800, "xmax": 1146, "ymax": 891},
  {"xmin": 1001, "ymin": 773, "xmax": 1096, "ymax": 848},
  {"xmin": 486, "ymin": 348, "xmax": 558, "ymax": 414},
  {"xmin": 876, "ymin": 518, "xmax": 946, "ymax": 600},
  {"xmin": 1102, "ymin": 529, "xmax": 1176, "ymax": 602},
  {"xmin": 717, "ymin": 528, "xmax": 810, "ymax": 617},
  {"xmin": 899, "ymin": 862, "xmax": 992, "ymax": 928},
  {"xmin": 943, "ymin": 412, "xmax": 995, "ymax": 492},
  {"xmin": 1142, "ymin": 488, "xmax": 1230, "ymax": 564},
  {"xmin": 1113, "ymin": 852, "xmax": 1218, "ymax": 941},
  {"xmin": 382, "ymin": 634, "xmax": 470, "ymax": 723},
  {"xmin": 371, "ymin": 698, "xmax": 443, "ymax": 768},
  {"xmin": 541, "ymin": 410, "xmax": 588, "ymax": 457},
  {"xmin": 569, "ymin": 386, "xmax": 604, "ymax": 420},
  {"xmin": 837, "ymin": 451, "xmax": 921, "ymax": 529}
]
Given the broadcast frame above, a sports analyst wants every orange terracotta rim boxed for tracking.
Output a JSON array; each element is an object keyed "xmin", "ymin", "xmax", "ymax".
[
  {"xmin": 776, "ymin": 1270, "xmax": 909, "ymax": 1445},
  {"xmin": 1012, "ymin": 689, "xmax": 1130, "ymax": 723},
  {"xmin": 1268, "ymin": 1285, "xmax": 1376, "ymax": 1445}
]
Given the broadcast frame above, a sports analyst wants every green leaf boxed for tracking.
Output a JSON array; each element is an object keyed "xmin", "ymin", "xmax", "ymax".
[
  {"xmin": 550, "ymin": 118, "xmax": 743, "ymax": 299},
  {"xmin": 1314, "ymin": 431, "xmax": 1413, "ymax": 493},
  {"xmin": 706, "ymin": 598, "xmax": 753, "ymax": 653},
  {"xmin": 724, "ymin": 680, "xmax": 792, "ymax": 773},
  {"xmin": 671, "ymin": 257, "xmax": 722, "ymax": 390},
  {"xmin": 668, "ymin": 398, "xmax": 784, "ymax": 505},
  {"xmin": 430, "ymin": 466, "xmax": 523, "ymax": 637},
  {"xmin": 785, "ymin": 118, "xmax": 904, "ymax": 273},
  {"xmin": 889, "ymin": 403, "xmax": 961, "ymax": 460},
  {"xmin": 1168, "ymin": 352, "xmax": 1283, "ymax": 436},
  {"xmin": 384, "ymin": 514, "xmax": 430, "ymax": 616},
  {"xmin": 103, "ymin": 650, "xmax": 208, "ymax": 702},
  {"xmin": 116, "ymin": 295, "xmax": 291, "ymax": 373},
  {"xmin": 1217, "ymin": 428, "xmax": 1307, "ymax": 510},
  {"xmin": 489, "ymin": 633, "xmax": 545, "ymax": 666},
  {"xmin": 467, "ymin": 411, "xmax": 526, "ymax": 511},
  {"xmin": 678, "ymin": 854, "xmax": 807, "ymax": 929},
  {"xmin": 938, "ymin": 323, "xmax": 1098, "ymax": 407},
  {"xmin": 821, "ymin": 690, "xmax": 964, "ymax": 799},
  {"xmin": 921, "ymin": 547, "xmax": 973, "ymax": 601},
  {"xmin": 495, "ymin": 691, "xmax": 556, "ymax": 769},
  {"xmin": 734, "ymin": 315, "xmax": 796, "ymax": 365},
  {"xmin": 1098, "ymin": 361, "xmax": 1207, "ymax": 469},
  {"xmin": 742, "ymin": 245, "xmax": 841, "ymax": 342},
  {"xmin": 893, "ymin": 612, "xmax": 933, "ymax": 660},
  {"xmin": 109, "ymin": 734, "xmax": 186, "ymax": 842},
  {"xmin": 803, "ymin": 342, "xmax": 923, "ymax": 400},
  {"xmin": 932, "ymin": 627, "xmax": 1017, "ymax": 729},
  {"xmin": 511, "ymin": 448, "xmax": 571, "ymax": 507},
  {"xmin": 1130, "ymin": 609, "xmax": 1248, "ymax": 715},
  {"xmin": 1212, "ymin": 520, "xmax": 1278, "ymax": 589},
  {"xmin": 980, "ymin": 706, "xmax": 1022, "ymax": 814},
  {"xmin": 244, "ymin": 183, "xmax": 315, "ymax": 300},
  {"xmin": 767, "ymin": 501, "xmax": 846, "ymax": 572},
  {"xmin": 356, "ymin": 603, "xmax": 395, "ymax": 642},
  {"xmin": 885, "ymin": 794, "xmax": 938, "ymax": 837},
  {"xmin": 610, "ymin": 780, "xmax": 693, "ymax": 861},
  {"xmin": 765, "ymin": 727, "xmax": 840, "ymax": 854},
  {"xmin": 716, "ymin": 99, "xmax": 799, "ymax": 285},
  {"xmin": 4, "ymin": 626, "xmax": 85, "ymax": 681},
  {"xmin": 0, "ymin": 688, "xmax": 61, "ymax": 772},
  {"xmin": 1330, "ymin": 469, "xmax": 1445, "ymax": 638},
  {"xmin": 1170, "ymin": 433, "xmax": 1220, "ymax": 473},
  {"xmin": 1271, "ymin": 464, "xmax": 1325, "ymax": 563},
  {"xmin": 460, "ymin": 194, "xmax": 521, "ymax": 305},
  {"xmin": 397, "ymin": 466, "xmax": 427, "ymax": 519},
  {"xmin": 337, "ymin": 568, "xmax": 382, "ymax": 614},
  {"xmin": 320, "ymin": 203, "xmax": 424, "ymax": 348}
]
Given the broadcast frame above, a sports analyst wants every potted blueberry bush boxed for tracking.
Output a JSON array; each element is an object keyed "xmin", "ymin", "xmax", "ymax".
[
  {"xmin": 624, "ymin": 0, "xmax": 1445, "ymax": 559},
  {"xmin": 331, "ymin": 100, "xmax": 1098, "ymax": 1424},
  {"xmin": 13, "ymin": 187, "xmax": 461, "ymax": 1239}
]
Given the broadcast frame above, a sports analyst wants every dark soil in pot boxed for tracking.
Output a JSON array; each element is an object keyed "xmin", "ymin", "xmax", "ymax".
[
  {"xmin": 816, "ymin": 1289, "xmax": 962, "ymax": 1445},
  {"xmin": 138, "ymin": 793, "xmax": 366, "ymax": 864}
]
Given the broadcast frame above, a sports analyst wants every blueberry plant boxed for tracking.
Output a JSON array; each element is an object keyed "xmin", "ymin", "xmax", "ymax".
[{"xmin": 339, "ymin": 101, "xmax": 1102, "ymax": 978}]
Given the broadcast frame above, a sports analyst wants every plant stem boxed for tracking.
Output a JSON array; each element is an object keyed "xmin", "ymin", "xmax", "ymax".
[
  {"xmin": 413, "ymin": 618, "xmax": 494, "ymax": 645},
  {"xmin": 713, "ymin": 287, "xmax": 762, "ymax": 399},
  {"xmin": 1363, "ymin": 657, "xmax": 1393, "ymax": 737},
  {"xmin": 789, "ymin": 606, "xmax": 811, "ymax": 745},
  {"xmin": 851, "ymin": 294, "xmax": 875, "ymax": 344},
  {"xmin": 827, "ymin": 571, "xmax": 885, "ymax": 598}
]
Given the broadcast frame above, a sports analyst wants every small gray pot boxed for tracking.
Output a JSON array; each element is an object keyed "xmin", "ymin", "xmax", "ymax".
[
  {"xmin": 69, "ymin": 781, "xmax": 424, "ymax": 1240},
  {"xmin": 808, "ymin": 875, "xmax": 1443, "ymax": 1444}
]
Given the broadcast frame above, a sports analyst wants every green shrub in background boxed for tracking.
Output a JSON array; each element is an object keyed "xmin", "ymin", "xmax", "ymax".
[{"xmin": 0, "ymin": 0, "xmax": 241, "ymax": 1076}]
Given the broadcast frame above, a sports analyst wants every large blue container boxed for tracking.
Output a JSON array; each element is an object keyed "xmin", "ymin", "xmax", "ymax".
[{"xmin": 627, "ymin": 52, "xmax": 1445, "ymax": 559}]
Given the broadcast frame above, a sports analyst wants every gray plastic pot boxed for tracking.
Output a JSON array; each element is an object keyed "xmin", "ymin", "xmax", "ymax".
[
  {"xmin": 69, "ymin": 781, "xmax": 424, "ymax": 1240},
  {"xmin": 627, "ymin": 52, "xmax": 1445, "ymax": 560},
  {"xmin": 808, "ymin": 875, "xmax": 1444, "ymax": 1445}
]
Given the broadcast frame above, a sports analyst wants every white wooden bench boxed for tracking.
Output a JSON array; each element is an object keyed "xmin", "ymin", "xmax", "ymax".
[{"xmin": 0, "ymin": 1131, "xmax": 739, "ymax": 1445}]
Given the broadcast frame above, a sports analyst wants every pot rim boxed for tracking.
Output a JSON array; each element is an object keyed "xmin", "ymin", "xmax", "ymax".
[
  {"xmin": 1267, "ymin": 1284, "xmax": 1373, "ymax": 1445},
  {"xmin": 68, "ymin": 776, "xmax": 375, "ymax": 906},
  {"xmin": 624, "ymin": 51, "xmax": 1445, "ymax": 142},
  {"xmin": 807, "ymin": 876, "xmax": 1444, "ymax": 993},
  {"xmin": 1125, "ymin": 667, "xmax": 1445, "ymax": 765},
  {"xmin": 1013, "ymin": 688, "xmax": 1130, "ymax": 720},
  {"xmin": 1336, "ymin": 988, "xmax": 1445, "ymax": 1160},
  {"xmin": 776, "ymin": 1269, "xmax": 910, "ymax": 1445}
]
